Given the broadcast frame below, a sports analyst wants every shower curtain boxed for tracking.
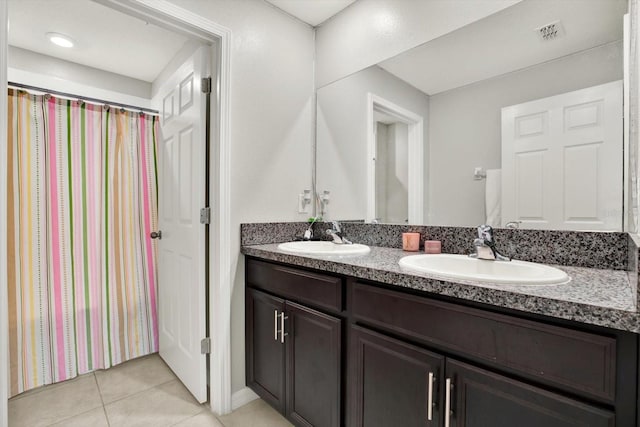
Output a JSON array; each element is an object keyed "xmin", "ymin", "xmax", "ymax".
[{"xmin": 6, "ymin": 89, "xmax": 159, "ymax": 396}]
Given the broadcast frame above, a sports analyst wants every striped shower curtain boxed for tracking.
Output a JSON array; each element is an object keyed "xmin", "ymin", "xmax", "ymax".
[{"xmin": 6, "ymin": 89, "xmax": 159, "ymax": 396}]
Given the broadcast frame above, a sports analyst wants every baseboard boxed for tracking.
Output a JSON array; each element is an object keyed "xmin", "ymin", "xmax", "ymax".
[{"xmin": 231, "ymin": 387, "xmax": 259, "ymax": 410}]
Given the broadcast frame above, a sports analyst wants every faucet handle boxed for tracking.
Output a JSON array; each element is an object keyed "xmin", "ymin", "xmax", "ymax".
[
  {"xmin": 505, "ymin": 221, "xmax": 522, "ymax": 229},
  {"xmin": 331, "ymin": 221, "xmax": 342, "ymax": 233},
  {"xmin": 477, "ymin": 224, "xmax": 494, "ymax": 242}
]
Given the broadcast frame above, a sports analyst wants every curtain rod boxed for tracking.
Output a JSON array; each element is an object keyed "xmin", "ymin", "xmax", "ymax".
[{"xmin": 8, "ymin": 81, "xmax": 160, "ymax": 115}]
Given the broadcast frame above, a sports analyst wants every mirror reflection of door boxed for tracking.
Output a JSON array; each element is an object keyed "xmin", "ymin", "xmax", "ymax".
[
  {"xmin": 374, "ymin": 114, "xmax": 409, "ymax": 223},
  {"xmin": 501, "ymin": 80, "xmax": 623, "ymax": 231}
]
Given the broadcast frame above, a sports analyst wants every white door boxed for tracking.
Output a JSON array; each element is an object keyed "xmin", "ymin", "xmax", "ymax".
[
  {"xmin": 501, "ymin": 80, "xmax": 622, "ymax": 231},
  {"xmin": 154, "ymin": 45, "xmax": 209, "ymax": 402}
]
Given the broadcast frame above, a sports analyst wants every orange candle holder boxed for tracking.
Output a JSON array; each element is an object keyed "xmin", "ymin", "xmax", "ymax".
[{"xmin": 402, "ymin": 232, "xmax": 421, "ymax": 251}]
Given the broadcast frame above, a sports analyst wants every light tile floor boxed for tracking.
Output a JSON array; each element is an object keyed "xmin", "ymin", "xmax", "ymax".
[{"xmin": 8, "ymin": 353, "xmax": 293, "ymax": 427}]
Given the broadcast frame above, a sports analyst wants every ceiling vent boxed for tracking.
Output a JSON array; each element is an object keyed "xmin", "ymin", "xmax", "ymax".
[{"xmin": 535, "ymin": 21, "xmax": 564, "ymax": 41}]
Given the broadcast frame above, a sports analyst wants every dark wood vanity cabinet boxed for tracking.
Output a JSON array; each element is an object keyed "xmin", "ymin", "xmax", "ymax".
[
  {"xmin": 446, "ymin": 359, "xmax": 615, "ymax": 427},
  {"xmin": 245, "ymin": 257, "xmax": 637, "ymax": 427},
  {"xmin": 349, "ymin": 324, "xmax": 615, "ymax": 427},
  {"xmin": 349, "ymin": 325, "xmax": 445, "ymax": 427},
  {"xmin": 245, "ymin": 261, "xmax": 342, "ymax": 427},
  {"xmin": 350, "ymin": 325, "xmax": 614, "ymax": 427},
  {"xmin": 286, "ymin": 301, "xmax": 341, "ymax": 427},
  {"xmin": 245, "ymin": 289, "xmax": 286, "ymax": 412},
  {"xmin": 349, "ymin": 280, "xmax": 631, "ymax": 426}
]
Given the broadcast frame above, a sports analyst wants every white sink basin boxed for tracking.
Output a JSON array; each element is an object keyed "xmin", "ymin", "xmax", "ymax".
[
  {"xmin": 399, "ymin": 254, "xmax": 570, "ymax": 285},
  {"xmin": 277, "ymin": 241, "xmax": 371, "ymax": 256}
]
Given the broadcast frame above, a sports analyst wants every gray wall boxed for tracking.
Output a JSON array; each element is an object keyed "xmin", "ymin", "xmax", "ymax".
[{"xmin": 428, "ymin": 41, "xmax": 623, "ymax": 226}]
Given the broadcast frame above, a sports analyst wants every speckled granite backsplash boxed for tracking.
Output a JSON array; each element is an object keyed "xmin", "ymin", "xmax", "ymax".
[
  {"xmin": 629, "ymin": 234, "xmax": 640, "ymax": 298},
  {"xmin": 241, "ymin": 222, "xmax": 630, "ymax": 270},
  {"xmin": 240, "ymin": 222, "xmax": 311, "ymax": 246}
]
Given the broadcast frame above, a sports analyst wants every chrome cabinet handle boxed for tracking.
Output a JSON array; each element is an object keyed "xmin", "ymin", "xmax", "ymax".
[
  {"xmin": 274, "ymin": 310, "xmax": 279, "ymax": 341},
  {"xmin": 427, "ymin": 372, "xmax": 434, "ymax": 421},
  {"xmin": 444, "ymin": 378, "xmax": 452, "ymax": 427},
  {"xmin": 280, "ymin": 313, "xmax": 288, "ymax": 343}
]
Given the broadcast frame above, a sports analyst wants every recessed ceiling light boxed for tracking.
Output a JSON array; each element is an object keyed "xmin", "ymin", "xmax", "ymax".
[{"xmin": 46, "ymin": 32, "xmax": 74, "ymax": 48}]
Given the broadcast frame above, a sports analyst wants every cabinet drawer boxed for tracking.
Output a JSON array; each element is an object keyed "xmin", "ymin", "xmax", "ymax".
[
  {"xmin": 351, "ymin": 282, "xmax": 616, "ymax": 402},
  {"xmin": 246, "ymin": 258, "xmax": 343, "ymax": 312}
]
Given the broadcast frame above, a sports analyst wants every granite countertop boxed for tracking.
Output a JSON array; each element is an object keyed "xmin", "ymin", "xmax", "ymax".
[{"xmin": 241, "ymin": 243, "xmax": 640, "ymax": 333}]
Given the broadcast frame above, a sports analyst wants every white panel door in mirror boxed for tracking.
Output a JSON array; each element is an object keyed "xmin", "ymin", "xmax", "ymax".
[
  {"xmin": 502, "ymin": 80, "xmax": 622, "ymax": 231},
  {"xmin": 515, "ymin": 150, "xmax": 546, "ymax": 222}
]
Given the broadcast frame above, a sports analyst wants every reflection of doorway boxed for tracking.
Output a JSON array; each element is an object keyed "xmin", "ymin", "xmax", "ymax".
[
  {"xmin": 374, "ymin": 117, "xmax": 409, "ymax": 223},
  {"xmin": 367, "ymin": 94, "xmax": 424, "ymax": 224}
]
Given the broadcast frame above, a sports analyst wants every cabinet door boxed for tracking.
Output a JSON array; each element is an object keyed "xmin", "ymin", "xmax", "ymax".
[
  {"xmin": 350, "ymin": 325, "xmax": 445, "ymax": 427},
  {"xmin": 286, "ymin": 301, "xmax": 341, "ymax": 427},
  {"xmin": 246, "ymin": 288, "xmax": 286, "ymax": 412},
  {"xmin": 445, "ymin": 359, "xmax": 615, "ymax": 427}
]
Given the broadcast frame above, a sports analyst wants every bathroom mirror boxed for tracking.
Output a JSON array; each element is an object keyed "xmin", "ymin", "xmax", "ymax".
[{"xmin": 316, "ymin": 0, "xmax": 629, "ymax": 231}]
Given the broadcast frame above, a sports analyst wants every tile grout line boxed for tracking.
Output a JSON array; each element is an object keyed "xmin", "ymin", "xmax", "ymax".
[
  {"xmin": 42, "ymin": 406, "xmax": 105, "ymax": 427},
  {"xmin": 104, "ymin": 378, "xmax": 204, "ymax": 427},
  {"xmin": 8, "ymin": 372, "xmax": 90, "ymax": 403},
  {"xmin": 99, "ymin": 377, "xmax": 179, "ymax": 407},
  {"xmin": 93, "ymin": 372, "xmax": 111, "ymax": 427},
  {"xmin": 9, "ymin": 354, "xmax": 160, "ymax": 403},
  {"xmin": 166, "ymin": 408, "xmax": 207, "ymax": 427},
  {"xmin": 40, "ymin": 374, "xmax": 105, "ymax": 427}
]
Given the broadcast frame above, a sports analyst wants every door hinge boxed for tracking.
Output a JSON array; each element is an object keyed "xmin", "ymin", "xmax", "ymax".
[
  {"xmin": 201, "ymin": 337, "xmax": 211, "ymax": 354},
  {"xmin": 200, "ymin": 207, "xmax": 211, "ymax": 224},
  {"xmin": 201, "ymin": 77, "xmax": 212, "ymax": 94}
]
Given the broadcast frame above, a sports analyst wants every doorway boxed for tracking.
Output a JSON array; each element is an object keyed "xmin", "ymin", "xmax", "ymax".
[{"xmin": 0, "ymin": 0, "xmax": 233, "ymax": 422}]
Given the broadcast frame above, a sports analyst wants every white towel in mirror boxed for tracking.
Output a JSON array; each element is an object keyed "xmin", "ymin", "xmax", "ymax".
[{"xmin": 485, "ymin": 169, "xmax": 501, "ymax": 227}]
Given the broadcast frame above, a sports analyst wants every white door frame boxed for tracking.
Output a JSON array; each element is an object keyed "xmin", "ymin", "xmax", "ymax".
[
  {"xmin": 1, "ymin": 0, "xmax": 9, "ymax": 425},
  {"xmin": 0, "ymin": 0, "xmax": 233, "ymax": 419},
  {"xmin": 112, "ymin": 0, "xmax": 233, "ymax": 415},
  {"xmin": 624, "ymin": 13, "xmax": 632, "ymax": 232},
  {"xmin": 366, "ymin": 93, "xmax": 424, "ymax": 224}
]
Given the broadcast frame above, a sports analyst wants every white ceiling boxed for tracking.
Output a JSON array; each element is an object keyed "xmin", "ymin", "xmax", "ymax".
[
  {"xmin": 8, "ymin": 0, "xmax": 624, "ymax": 91},
  {"xmin": 8, "ymin": 0, "xmax": 190, "ymax": 82},
  {"xmin": 379, "ymin": 0, "xmax": 627, "ymax": 95},
  {"xmin": 264, "ymin": 0, "xmax": 356, "ymax": 26}
]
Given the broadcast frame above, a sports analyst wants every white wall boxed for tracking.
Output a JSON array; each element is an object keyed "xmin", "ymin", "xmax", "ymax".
[
  {"xmin": 8, "ymin": 46, "xmax": 153, "ymax": 109},
  {"xmin": 428, "ymin": 42, "xmax": 623, "ymax": 226},
  {"xmin": 315, "ymin": 0, "xmax": 521, "ymax": 88},
  {"xmin": 165, "ymin": 0, "xmax": 315, "ymax": 396},
  {"xmin": 316, "ymin": 66, "xmax": 429, "ymax": 221}
]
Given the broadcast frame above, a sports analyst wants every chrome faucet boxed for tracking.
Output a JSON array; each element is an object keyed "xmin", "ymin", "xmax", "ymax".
[
  {"xmin": 326, "ymin": 221, "xmax": 352, "ymax": 244},
  {"xmin": 470, "ymin": 225, "xmax": 510, "ymax": 261}
]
